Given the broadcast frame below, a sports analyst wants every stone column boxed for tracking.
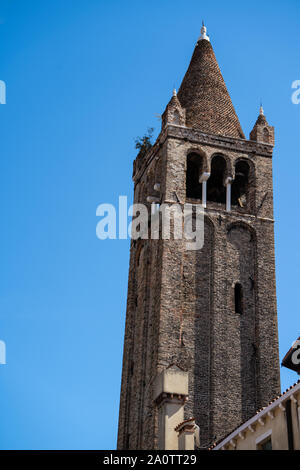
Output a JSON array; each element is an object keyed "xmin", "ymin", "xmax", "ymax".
[
  {"xmin": 225, "ymin": 177, "xmax": 232, "ymax": 212},
  {"xmin": 153, "ymin": 365, "xmax": 189, "ymax": 450},
  {"xmin": 199, "ymin": 172, "xmax": 210, "ymax": 208}
]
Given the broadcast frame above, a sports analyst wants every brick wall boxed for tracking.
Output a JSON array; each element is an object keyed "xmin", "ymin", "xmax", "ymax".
[{"xmin": 117, "ymin": 123, "xmax": 280, "ymax": 449}]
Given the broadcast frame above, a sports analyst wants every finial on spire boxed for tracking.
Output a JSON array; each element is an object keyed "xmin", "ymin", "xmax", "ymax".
[
  {"xmin": 259, "ymin": 101, "xmax": 264, "ymax": 116},
  {"xmin": 199, "ymin": 22, "xmax": 210, "ymax": 42}
]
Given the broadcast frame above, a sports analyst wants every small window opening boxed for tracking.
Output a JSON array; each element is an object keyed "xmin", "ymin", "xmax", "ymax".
[
  {"xmin": 207, "ymin": 155, "xmax": 226, "ymax": 204},
  {"xmin": 257, "ymin": 437, "xmax": 272, "ymax": 450},
  {"xmin": 186, "ymin": 153, "xmax": 203, "ymax": 199},
  {"xmin": 232, "ymin": 161, "xmax": 250, "ymax": 208},
  {"xmin": 235, "ymin": 283, "xmax": 243, "ymax": 314}
]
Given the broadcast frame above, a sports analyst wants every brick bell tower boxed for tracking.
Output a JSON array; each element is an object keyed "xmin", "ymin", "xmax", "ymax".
[{"xmin": 117, "ymin": 24, "xmax": 280, "ymax": 449}]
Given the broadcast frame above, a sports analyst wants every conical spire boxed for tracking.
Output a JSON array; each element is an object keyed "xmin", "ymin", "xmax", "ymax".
[
  {"xmin": 253, "ymin": 103, "xmax": 268, "ymax": 126},
  {"xmin": 250, "ymin": 104, "xmax": 274, "ymax": 145},
  {"xmin": 177, "ymin": 24, "xmax": 245, "ymax": 139},
  {"xmin": 161, "ymin": 87, "xmax": 186, "ymax": 128}
]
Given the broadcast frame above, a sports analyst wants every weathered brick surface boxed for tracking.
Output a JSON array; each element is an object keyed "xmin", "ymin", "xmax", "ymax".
[
  {"xmin": 118, "ymin": 126, "xmax": 280, "ymax": 449},
  {"xmin": 177, "ymin": 39, "xmax": 245, "ymax": 139},
  {"xmin": 117, "ymin": 37, "xmax": 280, "ymax": 450}
]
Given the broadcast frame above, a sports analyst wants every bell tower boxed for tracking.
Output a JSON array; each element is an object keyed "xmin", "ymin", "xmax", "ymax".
[{"xmin": 117, "ymin": 24, "xmax": 280, "ymax": 450}]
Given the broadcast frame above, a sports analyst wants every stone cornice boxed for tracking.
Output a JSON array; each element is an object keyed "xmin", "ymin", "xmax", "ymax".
[
  {"xmin": 133, "ymin": 124, "xmax": 274, "ymax": 184},
  {"xmin": 154, "ymin": 392, "xmax": 188, "ymax": 408},
  {"xmin": 163, "ymin": 124, "xmax": 274, "ymax": 157}
]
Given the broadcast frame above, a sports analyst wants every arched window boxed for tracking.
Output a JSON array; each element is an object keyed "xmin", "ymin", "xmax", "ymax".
[
  {"xmin": 207, "ymin": 155, "xmax": 226, "ymax": 204},
  {"xmin": 234, "ymin": 283, "xmax": 243, "ymax": 314},
  {"xmin": 186, "ymin": 153, "xmax": 203, "ymax": 199},
  {"xmin": 232, "ymin": 160, "xmax": 250, "ymax": 208}
]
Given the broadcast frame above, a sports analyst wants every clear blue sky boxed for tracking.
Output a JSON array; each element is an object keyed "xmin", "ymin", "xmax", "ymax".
[{"xmin": 0, "ymin": 0, "xmax": 299, "ymax": 450}]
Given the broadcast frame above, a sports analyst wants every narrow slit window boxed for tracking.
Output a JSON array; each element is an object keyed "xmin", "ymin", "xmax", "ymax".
[{"xmin": 235, "ymin": 283, "xmax": 243, "ymax": 314}]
